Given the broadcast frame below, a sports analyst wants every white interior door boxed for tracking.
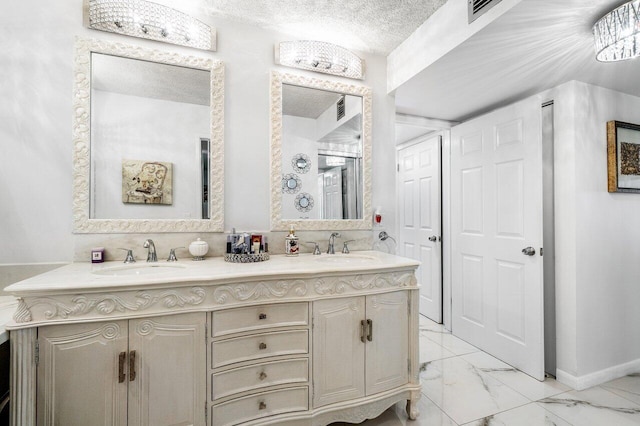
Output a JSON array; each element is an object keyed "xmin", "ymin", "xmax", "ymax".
[
  {"xmin": 323, "ymin": 167, "xmax": 343, "ymax": 219},
  {"xmin": 450, "ymin": 96, "xmax": 544, "ymax": 380},
  {"xmin": 397, "ymin": 136, "xmax": 442, "ymax": 322}
]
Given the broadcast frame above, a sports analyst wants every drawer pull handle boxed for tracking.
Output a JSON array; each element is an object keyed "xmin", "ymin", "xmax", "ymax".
[
  {"xmin": 259, "ymin": 313, "xmax": 267, "ymax": 320},
  {"xmin": 367, "ymin": 319, "xmax": 373, "ymax": 342},
  {"xmin": 129, "ymin": 350, "xmax": 136, "ymax": 381},
  {"xmin": 259, "ymin": 342, "xmax": 267, "ymax": 350},
  {"xmin": 259, "ymin": 401, "xmax": 267, "ymax": 410},
  {"xmin": 259, "ymin": 371, "xmax": 267, "ymax": 381},
  {"xmin": 118, "ymin": 351, "xmax": 126, "ymax": 383},
  {"xmin": 360, "ymin": 320, "xmax": 367, "ymax": 343}
]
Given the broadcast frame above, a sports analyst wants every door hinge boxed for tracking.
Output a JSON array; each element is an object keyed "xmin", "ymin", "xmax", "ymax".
[
  {"xmin": 34, "ymin": 340, "xmax": 39, "ymax": 366},
  {"xmin": 205, "ymin": 402, "xmax": 208, "ymax": 423},
  {"xmin": 408, "ymin": 358, "xmax": 411, "ymax": 374},
  {"xmin": 397, "ymin": 163, "xmax": 400, "ymax": 172},
  {"xmin": 540, "ymin": 247, "xmax": 544, "ymax": 256},
  {"xmin": 205, "ymin": 322, "xmax": 208, "ymax": 343}
]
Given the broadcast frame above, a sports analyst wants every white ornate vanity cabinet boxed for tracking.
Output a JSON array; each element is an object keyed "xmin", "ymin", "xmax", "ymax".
[{"xmin": 6, "ymin": 252, "xmax": 421, "ymax": 426}]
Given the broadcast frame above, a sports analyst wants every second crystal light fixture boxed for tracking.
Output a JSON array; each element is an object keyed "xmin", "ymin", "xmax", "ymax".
[{"xmin": 275, "ymin": 40, "xmax": 365, "ymax": 80}]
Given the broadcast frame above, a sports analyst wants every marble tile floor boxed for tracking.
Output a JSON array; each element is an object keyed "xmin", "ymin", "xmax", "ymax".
[{"xmin": 330, "ymin": 315, "xmax": 640, "ymax": 426}]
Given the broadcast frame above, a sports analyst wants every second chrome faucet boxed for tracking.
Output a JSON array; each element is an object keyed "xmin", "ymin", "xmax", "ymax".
[
  {"xmin": 327, "ymin": 232, "xmax": 341, "ymax": 254},
  {"xmin": 143, "ymin": 239, "xmax": 157, "ymax": 262}
]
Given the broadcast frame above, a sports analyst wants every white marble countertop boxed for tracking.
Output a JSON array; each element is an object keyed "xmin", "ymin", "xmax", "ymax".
[{"xmin": 4, "ymin": 251, "xmax": 419, "ymax": 297}]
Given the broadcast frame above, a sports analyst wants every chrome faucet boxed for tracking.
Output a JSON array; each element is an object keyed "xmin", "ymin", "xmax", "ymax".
[
  {"xmin": 143, "ymin": 239, "xmax": 157, "ymax": 262},
  {"xmin": 327, "ymin": 232, "xmax": 341, "ymax": 254}
]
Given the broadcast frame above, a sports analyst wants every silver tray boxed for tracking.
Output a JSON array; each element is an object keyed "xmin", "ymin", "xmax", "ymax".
[{"xmin": 224, "ymin": 253, "xmax": 270, "ymax": 263}]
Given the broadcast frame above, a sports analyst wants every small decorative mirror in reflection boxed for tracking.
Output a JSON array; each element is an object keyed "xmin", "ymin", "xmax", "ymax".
[
  {"xmin": 73, "ymin": 38, "xmax": 224, "ymax": 233},
  {"xmin": 295, "ymin": 193, "xmax": 314, "ymax": 212},
  {"xmin": 282, "ymin": 173, "xmax": 302, "ymax": 194},
  {"xmin": 292, "ymin": 153, "xmax": 311, "ymax": 173},
  {"xmin": 270, "ymin": 71, "xmax": 372, "ymax": 231}
]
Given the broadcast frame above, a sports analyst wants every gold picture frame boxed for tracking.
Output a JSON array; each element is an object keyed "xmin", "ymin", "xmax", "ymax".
[{"xmin": 607, "ymin": 120, "xmax": 640, "ymax": 193}]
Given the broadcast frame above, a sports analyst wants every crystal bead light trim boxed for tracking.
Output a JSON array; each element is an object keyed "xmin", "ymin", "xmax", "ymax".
[
  {"xmin": 593, "ymin": 0, "xmax": 640, "ymax": 62},
  {"xmin": 85, "ymin": 0, "xmax": 216, "ymax": 51},
  {"xmin": 276, "ymin": 41, "xmax": 365, "ymax": 80}
]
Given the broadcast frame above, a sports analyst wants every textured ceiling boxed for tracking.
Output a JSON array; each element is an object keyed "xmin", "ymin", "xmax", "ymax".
[{"xmin": 204, "ymin": 0, "xmax": 449, "ymax": 55}]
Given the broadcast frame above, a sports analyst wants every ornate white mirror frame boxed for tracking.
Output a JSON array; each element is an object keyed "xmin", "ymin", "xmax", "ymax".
[
  {"xmin": 72, "ymin": 37, "xmax": 224, "ymax": 233},
  {"xmin": 270, "ymin": 71, "xmax": 372, "ymax": 231}
]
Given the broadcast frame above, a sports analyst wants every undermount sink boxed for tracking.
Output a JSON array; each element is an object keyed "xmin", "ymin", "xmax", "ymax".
[
  {"xmin": 314, "ymin": 254, "xmax": 376, "ymax": 264},
  {"xmin": 92, "ymin": 263, "xmax": 187, "ymax": 277}
]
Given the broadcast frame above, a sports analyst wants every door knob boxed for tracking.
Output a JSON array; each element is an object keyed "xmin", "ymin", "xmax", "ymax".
[
  {"xmin": 521, "ymin": 247, "xmax": 536, "ymax": 256},
  {"xmin": 428, "ymin": 236, "xmax": 437, "ymax": 242}
]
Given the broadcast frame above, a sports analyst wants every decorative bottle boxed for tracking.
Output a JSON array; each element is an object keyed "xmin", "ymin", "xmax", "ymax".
[{"xmin": 285, "ymin": 226, "xmax": 299, "ymax": 256}]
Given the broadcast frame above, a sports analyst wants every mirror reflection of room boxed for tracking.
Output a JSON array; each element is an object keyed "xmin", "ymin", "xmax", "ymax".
[
  {"xmin": 281, "ymin": 84, "xmax": 363, "ymax": 220},
  {"xmin": 90, "ymin": 52, "xmax": 211, "ymax": 220}
]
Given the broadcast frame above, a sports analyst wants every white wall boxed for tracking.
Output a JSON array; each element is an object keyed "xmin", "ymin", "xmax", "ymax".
[
  {"xmin": 282, "ymin": 115, "xmax": 319, "ymax": 220},
  {"xmin": 0, "ymin": 0, "xmax": 396, "ymax": 267},
  {"xmin": 552, "ymin": 81, "xmax": 640, "ymax": 388}
]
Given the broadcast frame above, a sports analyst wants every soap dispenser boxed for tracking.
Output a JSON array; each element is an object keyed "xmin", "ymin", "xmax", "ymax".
[{"xmin": 285, "ymin": 226, "xmax": 299, "ymax": 256}]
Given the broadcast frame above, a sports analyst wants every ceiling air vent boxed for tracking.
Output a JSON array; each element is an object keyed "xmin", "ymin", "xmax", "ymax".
[
  {"xmin": 468, "ymin": 0, "xmax": 503, "ymax": 23},
  {"xmin": 337, "ymin": 96, "xmax": 346, "ymax": 121}
]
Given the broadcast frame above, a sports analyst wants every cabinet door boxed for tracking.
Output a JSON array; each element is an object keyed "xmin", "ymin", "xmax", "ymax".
[
  {"xmin": 312, "ymin": 297, "xmax": 365, "ymax": 407},
  {"xmin": 365, "ymin": 292, "xmax": 409, "ymax": 395},
  {"xmin": 128, "ymin": 312, "xmax": 206, "ymax": 426},
  {"xmin": 37, "ymin": 321, "xmax": 128, "ymax": 426}
]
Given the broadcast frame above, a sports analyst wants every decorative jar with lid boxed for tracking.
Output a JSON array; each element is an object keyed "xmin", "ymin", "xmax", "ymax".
[{"xmin": 188, "ymin": 238, "xmax": 209, "ymax": 261}]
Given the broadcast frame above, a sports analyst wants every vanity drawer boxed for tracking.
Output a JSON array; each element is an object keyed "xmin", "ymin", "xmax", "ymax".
[
  {"xmin": 212, "ymin": 358, "xmax": 308, "ymax": 400},
  {"xmin": 211, "ymin": 386, "xmax": 308, "ymax": 426},
  {"xmin": 211, "ymin": 303, "xmax": 308, "ymax": 337},
  {"xmin": 212, "ymin": 330, "xmax": 308, "ymax": 368}
]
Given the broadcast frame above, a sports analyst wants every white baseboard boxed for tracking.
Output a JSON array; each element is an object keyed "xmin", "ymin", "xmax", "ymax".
[{"xmin": 556, "ymin": 358, "xmax": 640, "ymax": 390}]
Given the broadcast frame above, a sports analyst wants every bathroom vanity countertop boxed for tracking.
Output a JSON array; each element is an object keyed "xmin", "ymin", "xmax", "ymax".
[{"xmin": 4, "ymin": 251, "xmax": 419, "ymax": 297}]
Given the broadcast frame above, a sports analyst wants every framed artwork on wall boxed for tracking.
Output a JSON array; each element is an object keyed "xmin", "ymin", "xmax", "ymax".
[{"xmin": 607, "ymin": 120, "xmax": 640, "ymax": 193}]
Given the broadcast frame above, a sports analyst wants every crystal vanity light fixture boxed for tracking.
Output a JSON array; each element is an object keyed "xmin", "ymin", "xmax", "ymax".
[
  {"xmin": 593, "ymin": 0, "xmax": 640, "ymax": 62},
  {"xmin": 275, "ymin": 40, "xmax": 365, "ymax": 80},
  {"xmin": 84, "ymin": 0, "xmax": 216, "ymax": 51}
]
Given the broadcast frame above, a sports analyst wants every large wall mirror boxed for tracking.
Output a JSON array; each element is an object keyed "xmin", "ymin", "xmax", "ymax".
[
  {"xmin": 73, "ymin": 38, "xmax": 224, "ymax": 233},
  {"xmin": 270, "ymin": 71, "xmax": 372, "ymax": 230}
]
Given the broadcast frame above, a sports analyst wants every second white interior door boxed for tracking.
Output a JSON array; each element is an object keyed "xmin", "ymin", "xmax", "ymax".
[{"xmin": 397, "ymin": 136, "xmax": 442, "ymax": 322}]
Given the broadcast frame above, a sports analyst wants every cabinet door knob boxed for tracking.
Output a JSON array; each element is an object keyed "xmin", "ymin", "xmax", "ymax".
[
  {"xmin": 259, "ymin": 371, "xmax": 267, "ymax": 381},
  {"xmin": 259, "ymin": 342, "xmax": 267, "ymax": 350},
  {"xmin": 258, "ymin": 313, "xmax": 267, "ymax": 320},
  {"xmin": 259, "ymin": 401, "xmax": 267, "ymax": 410}
]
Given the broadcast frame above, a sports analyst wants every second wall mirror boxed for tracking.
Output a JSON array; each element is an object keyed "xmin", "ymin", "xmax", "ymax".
[{"xmin": 270, "ymin": 71, "xmax": 372, "ymax": 231}]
